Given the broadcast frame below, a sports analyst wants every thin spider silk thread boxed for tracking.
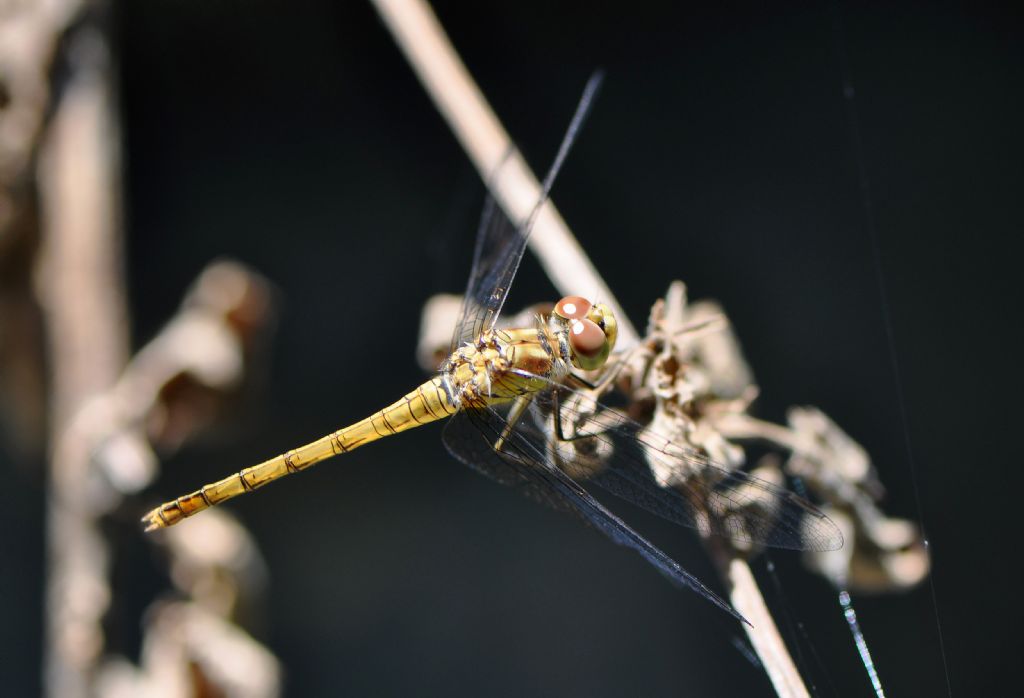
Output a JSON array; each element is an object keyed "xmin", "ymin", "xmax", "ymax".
[{"xmin": 831, "ymin": 1, "xmax": 952, "ymax": 695}]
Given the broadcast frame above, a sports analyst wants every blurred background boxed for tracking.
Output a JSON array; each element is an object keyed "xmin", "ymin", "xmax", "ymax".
[{"xmin": 2, "ymin": 1, "xmax": 1021, "ymax": 696}]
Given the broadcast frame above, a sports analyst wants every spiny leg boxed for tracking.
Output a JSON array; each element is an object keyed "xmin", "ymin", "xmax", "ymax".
[
  {"xmin": 550, "ymin": 383, "xmax": 624, "ymax": 444},
  {"xmin": 494, "ymin": 393, "xmax": 535, "ymax": 453}
]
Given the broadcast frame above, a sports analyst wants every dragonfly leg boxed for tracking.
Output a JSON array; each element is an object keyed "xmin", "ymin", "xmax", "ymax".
[
  {"xmin": 494, "ymin": 393, "xmax": 535, "ymax": 452},
  {"xmin": 550, "ymin": 387, "xmax": 622, "ymax": 444},
  {"xmin": 551, "ymin": 389, "xmax": 572, "ymax": 442},
  {"xmin": 563, "ymin": 373, "xmax": 599, "ymax": 391},
  {"xmin": 554, "ymin": 344, "xmax": 651, "ymax": 446}
]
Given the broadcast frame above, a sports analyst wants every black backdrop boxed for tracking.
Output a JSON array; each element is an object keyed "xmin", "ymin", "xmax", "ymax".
[{"xmin": 2, "ymin": 1, "xmax": 1021, "ymax": 696}]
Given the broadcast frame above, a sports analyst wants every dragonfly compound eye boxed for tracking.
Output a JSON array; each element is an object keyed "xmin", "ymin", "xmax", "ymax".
[
  {"xmin": 554, "ymin": 295, "xmax": 592, "ymax": 321},
  {"xmin": 569, "ymin": 318, "xmax": 610, "ymax": 370}
]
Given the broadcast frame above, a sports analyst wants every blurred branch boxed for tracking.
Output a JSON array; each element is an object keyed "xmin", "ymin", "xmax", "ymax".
[
  {"xmin": 97, "ymin": 601, "xmax": 280, "ymax": 698},
  {"xmin": 0, "ymin": 0, "xmax": 78, "ymax": 457},
  {"xmin": 90, "ymin": 260, "xmax": 274, "ymax": 496},
  {"xmin": 85, "ymin": 260, "xmax": 279, "ymax": 698},
  {"xmin": 718, "ymin": 408, "xmax": 928, "ymax": 593},
  {"xmin": 29, "ymin": 2, "xmax": 280, "ymax": 694},
  {"xmin": 39, "ymin": 256, "xmax": 281, "ymax": 698},
  {"xmin": 36, "ymin": 9, "xmax": 128, "ymax": 695}
]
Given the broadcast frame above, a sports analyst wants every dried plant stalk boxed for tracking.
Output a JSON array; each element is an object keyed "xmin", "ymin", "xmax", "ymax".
[
  {"xmin": 28, "ymin": 5, "xmax": 281, "ymax": 696},
  {"xmin": 372, "ymin": 0, "xmax": 638, "ymax": 348},
  {"xmin": 37, "ymin": 18, "xmax": 128, "ymax": 697},
  {"xmin": 379, "ymin": 3, "xmax": 927, "ymax": 696},
  {"xmin": 721, "ymin": 556, "xmax": 810, "ymax": 698},
  {"xmin": 372, "ymin": 4, "xmax": 813, "ymax": 693}
]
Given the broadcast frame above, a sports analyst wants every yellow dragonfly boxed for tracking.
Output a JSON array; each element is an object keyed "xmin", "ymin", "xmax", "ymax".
[{"xmin": 143, "ymin": 76, "xmax": 841, "ymax": 619}]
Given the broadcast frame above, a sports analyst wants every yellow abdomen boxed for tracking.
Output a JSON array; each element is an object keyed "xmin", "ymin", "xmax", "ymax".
[{"xmin": 142, "ymin": 376, "xmax": 456, "ymax": 530}]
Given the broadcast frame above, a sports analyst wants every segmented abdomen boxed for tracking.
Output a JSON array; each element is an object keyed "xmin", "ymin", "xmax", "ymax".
[{"xmin": 142, "ymin": 377, "xmax": 456, "ymax": 530}]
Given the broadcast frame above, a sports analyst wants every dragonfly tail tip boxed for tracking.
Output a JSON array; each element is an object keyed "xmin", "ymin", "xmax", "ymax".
[{"xmin": 141, "ymin": 510, "xmax": 163, "ymax": 533}]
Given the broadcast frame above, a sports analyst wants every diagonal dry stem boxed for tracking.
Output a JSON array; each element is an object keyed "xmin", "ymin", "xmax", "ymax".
[
  {"xmin": 372, "ymin": 1, "xmax": 809, "ymax": 695},
  {"xmin": 372, "ymin": 0, "xmax": 638, "ymax": 350}
]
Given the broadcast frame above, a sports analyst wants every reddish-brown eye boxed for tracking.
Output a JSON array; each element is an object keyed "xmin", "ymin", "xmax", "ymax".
[
  {"xmin": 554, "ymin": 295, "xmax": 592, "ymax": 320},
  {"xmin": 569, "ymin": 319, "xmax": 606, "ymax": 357}
]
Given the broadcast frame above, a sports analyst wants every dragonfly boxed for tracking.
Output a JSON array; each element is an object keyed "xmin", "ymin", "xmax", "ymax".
[{"xmin": 142, "ymin": 75, "xmax": 842, "ymax": 619}]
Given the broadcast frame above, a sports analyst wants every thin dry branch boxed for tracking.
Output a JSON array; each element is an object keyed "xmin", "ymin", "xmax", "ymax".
[
  {"xmin": 717, "ymin": 551, "xmax": 810, "ymax": 698},
  {"xmin": 374, "ymin": 2, "xmax": 810, "ymax": 694},
  {"xmin": 371, "ymin": 0, "xmax": 638, "ymax": 349}
]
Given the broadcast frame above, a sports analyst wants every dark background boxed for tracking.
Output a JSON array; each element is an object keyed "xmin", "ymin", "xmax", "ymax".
[{"xmin": 2, "ymin": 1, "xmax": 1021, "ymax": 696}]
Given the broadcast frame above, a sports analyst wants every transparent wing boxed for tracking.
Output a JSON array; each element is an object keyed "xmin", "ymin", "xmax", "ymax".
[
  {"xmin": 504, "ymin": 370, "xmax": 844, "ymax": 552},
  {"xmin": 442, "ymin": 399, "xmax": 742, "ymax": 621},
  {"xmin": 448, "ymin": 196, "xmax": 525, "ymax": 354},
  {"xmin": 449, "ymin": 73, "xmax": 604, "ymax": 354}
]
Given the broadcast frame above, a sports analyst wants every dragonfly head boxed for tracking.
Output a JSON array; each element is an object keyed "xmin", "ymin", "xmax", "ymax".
[{"xmin": 553, "ymin": 296, "xmax": 618, "ymax": 371}]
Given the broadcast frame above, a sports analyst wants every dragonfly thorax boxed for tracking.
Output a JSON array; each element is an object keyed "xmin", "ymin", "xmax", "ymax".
[
  {"xmin": 439, "ymin": 297, "xmax": 617, "ymax": 410},
  {"xmin": 441, "ymin": 327, "xmax": 563, "ymax": 407}
]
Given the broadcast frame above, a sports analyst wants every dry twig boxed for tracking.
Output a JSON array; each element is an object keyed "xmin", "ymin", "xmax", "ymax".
[
  {"xmin": 375, "ymin": 0, "xmax": 808, "ymax": 693},
  {"xmin": 376, "ymin": 1, "xmax": 810, "ymax": 694},
  {"xmin": 372, "ymin": 0, "xmax": 638, "ymax": 349},
  {"xmin": 388, "ymin": 2, "xmax": 927, "ymax": 695}
]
